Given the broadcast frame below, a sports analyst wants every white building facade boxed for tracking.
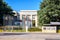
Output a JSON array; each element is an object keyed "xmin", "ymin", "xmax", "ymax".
[{"xmin": 19, "ymin": 10, "xmax": 37, "ymax": 27}]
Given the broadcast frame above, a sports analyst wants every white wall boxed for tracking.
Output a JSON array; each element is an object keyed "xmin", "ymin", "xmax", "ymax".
[{"xmin": 19, "ymin": 10, "xmax": 38, "ymax": 27}]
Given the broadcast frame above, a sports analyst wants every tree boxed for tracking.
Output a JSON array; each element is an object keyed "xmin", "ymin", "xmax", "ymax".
[
  {"xmin": 38, "ymin": 0, "xmax": 60, "ymax": 26},
  {"xmin": 0, "ymin": 0, "xmax": 14, "ymax": 26}
]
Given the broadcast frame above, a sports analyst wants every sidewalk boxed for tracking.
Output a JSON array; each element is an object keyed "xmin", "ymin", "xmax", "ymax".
[{"xmin": 0, "ymin": 32, "xmax": 59, "ymax": 35}]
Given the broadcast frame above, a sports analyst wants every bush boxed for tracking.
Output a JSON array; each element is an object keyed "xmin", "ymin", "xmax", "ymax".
[
  {"xmin": 13, "ymin": 28, "xmax": 22, "ymax": 30},
  {"xmin": 28, "ymin": 27, "xmax": 42, "ymax": 32},
  {"xmin": 57, "ymin": 30, "xmax": 60, "ymax": 33}
]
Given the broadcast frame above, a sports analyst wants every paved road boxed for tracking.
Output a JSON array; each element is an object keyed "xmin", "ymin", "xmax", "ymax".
[{"xmin": 0, "ymin": 33, "xmax": 60, "ymax": 40}]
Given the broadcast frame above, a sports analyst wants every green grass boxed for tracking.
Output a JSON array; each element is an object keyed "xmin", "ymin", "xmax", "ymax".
[
  {"xmin": 57, "ymin": 30, "xmax": 60, "ymax": 33},
  {"xmin": 0, "ymin": 30, "xmax": 3, "ymax": 32},
  {"xmin": 12, "ymin": 30, "xmax": 26, "ymax": 32},
  {"xmin": 0, "ymin": 29, "xmax": 26, "ymax": 32}
]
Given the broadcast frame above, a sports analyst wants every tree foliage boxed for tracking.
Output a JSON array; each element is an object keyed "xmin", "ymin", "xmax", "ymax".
[
  {"xmin": 0, "ymin": 0, "xmax": 14, "ymax": 26},
  {"xmin": 38, "ymin": 0, "xmax": 60, "ymax": 26}
]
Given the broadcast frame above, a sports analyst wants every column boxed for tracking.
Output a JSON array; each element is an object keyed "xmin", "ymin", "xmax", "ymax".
[
  {"xmin": 31, "ymin": 15, "xmax": 32, "ymax": 27},
  {"xmin": 35, "ymin": 15, "xmax": 37, "ymax": 27}
]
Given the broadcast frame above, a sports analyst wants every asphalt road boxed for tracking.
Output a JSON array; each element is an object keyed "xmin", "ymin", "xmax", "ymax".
[{"xmin": 0, "ymin": 33, "xmax": 60, "ymax": 40}]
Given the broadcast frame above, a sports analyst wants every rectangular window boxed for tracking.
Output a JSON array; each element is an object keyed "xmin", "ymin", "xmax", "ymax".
[
  {"xmin": 32, "ymin": 15, "xmax": 36, "ymax": 20},
  {"xmin": 27, "ymin": 15, "xmax": 30, "ymax": 21},
  {"xmin": 22, "ymin": 15, "xmax": 25, "ymax": 26}
]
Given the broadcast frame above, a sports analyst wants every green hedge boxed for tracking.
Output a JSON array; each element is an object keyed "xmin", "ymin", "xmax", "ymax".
[
  {"xmin": 57, "ymin": 30, "xmax": 60, "ymax": 33},
  {"xmin": 28, "ymin": 27, "xmax": 42, "ymax": 32}
]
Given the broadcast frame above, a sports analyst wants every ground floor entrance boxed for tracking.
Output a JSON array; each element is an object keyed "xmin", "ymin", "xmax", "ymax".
[{"xmin": 32, "ymin": 20, "xmax": 35, "ymax": 27}]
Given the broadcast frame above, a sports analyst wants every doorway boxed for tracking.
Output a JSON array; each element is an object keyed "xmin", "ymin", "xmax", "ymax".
[{"xmin": 32, "ymin": 20, "xmax": 35, "ymax": 27}]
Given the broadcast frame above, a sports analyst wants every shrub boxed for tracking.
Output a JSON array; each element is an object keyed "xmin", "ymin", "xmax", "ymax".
[
  {"xmin": 57, "ymin": 30, "xmax": 60, "ymax": 33},
  {"xmin": 28, "ymin": 27, "xmax": 42, "ymax": 32}
]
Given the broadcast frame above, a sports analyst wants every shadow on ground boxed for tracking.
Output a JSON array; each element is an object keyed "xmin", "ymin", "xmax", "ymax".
[{"xmin": 0, "ymin": 33, "xmax": 29, "ymax": 36}]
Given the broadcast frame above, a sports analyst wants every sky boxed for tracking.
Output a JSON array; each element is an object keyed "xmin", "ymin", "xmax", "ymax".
[{"xmin": 4, "ymin": 0, "xmax": 42, "ymax": 11}]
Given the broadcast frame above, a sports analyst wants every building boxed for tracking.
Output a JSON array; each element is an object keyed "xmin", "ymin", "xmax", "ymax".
[
  {"xmin": 3, "ymin": 14, "xmax": 13, "ymax": 26},
  {"xmin": 19, "ymin": 10, "xmax": 37, "ymax": 27},
  {"xmin": 3, "ymin": 11, "xmax": 20, "ymax": 26},
  {"xmin": 12, "ymin": 11, "xmax": 20, "ymax": 26},
  {"xmin": 3, "ymin": 10, "xmax": 38, "ymax": 27}
]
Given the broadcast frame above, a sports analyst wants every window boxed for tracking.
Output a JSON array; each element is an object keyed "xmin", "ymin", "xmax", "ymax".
[
  {"xmin": 27, "ymin": 15, "xmax": 30, "ymax": 21},
  {"xmin": 32, "ymin": 15, "xmax": 36, "ymax": 19},
  {"xmin": 22, "ymin": 15, "xmax": 25, "ymax": 26},
  {"xmin": 22, "ymin": 15, "xmax": 25, "ymax": 20}
]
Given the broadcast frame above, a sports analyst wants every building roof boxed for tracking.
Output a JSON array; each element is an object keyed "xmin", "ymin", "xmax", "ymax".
[{"xmin": 20, "ymin": 10, "xmax": 37, "ymax": 12}]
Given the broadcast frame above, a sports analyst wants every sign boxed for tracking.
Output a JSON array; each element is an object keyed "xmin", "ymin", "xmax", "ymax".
[{"xmin": 42, "ymin": 26, "xmax": 56, "ymax": 33}]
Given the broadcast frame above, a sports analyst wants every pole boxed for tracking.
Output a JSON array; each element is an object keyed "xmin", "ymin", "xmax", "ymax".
[
  {"xmin": 25, "ymin": 21, "xmax": 28, "ymax": 32},
  {"xmin": 26, "ymin": 25, "xmax": 28, "ymax": 32}
]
